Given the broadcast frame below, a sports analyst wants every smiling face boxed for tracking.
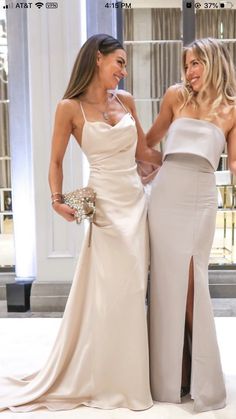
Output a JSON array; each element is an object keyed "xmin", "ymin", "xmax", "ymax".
[
  {"xmin": 184, "ymin": 49, "xmax": 205, "ymax": 92},
  {"xmin": 96, "ymin": 49, "xmax": 128, "ymax": 89}
]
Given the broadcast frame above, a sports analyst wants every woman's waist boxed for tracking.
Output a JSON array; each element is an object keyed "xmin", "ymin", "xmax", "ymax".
[
  {"xmin": 88, "ymin": 172, "xmax": 144, "ymax": 199},
  {"xmin": 88, "ymin": 164, "xmax": 142, "ymax": 182},
  {"xmin": 164, "ymin": 153, "xmax": 215, "ymax": 173},
  {"xmin": 88, "ymin": 161, "xmax": 137, "ymax": 174},
  {"xmin": 89, "ymin": 177, "xmax": 143, "ymax": 193}
]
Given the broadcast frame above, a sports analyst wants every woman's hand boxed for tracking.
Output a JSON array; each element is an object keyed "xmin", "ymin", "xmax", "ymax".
[
  {"xmin": 52, "ymin": 202, "xmax": 76, "ymax": 222},
  {"xmin": 137, "ymin": 160, "xmax": 160, "ymax": 185}
]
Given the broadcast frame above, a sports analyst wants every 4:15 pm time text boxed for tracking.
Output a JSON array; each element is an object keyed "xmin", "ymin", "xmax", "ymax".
[{"xmin": 105, "ymin": 2, "xmax": 132, "ymax": 8}]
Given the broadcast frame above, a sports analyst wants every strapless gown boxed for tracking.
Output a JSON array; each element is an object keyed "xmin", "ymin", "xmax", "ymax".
[
  {"xmin": 0, "ymin": 111, "xmax": 152, "ymax": 412},
  {"xmin": 148, "ymin": 118, "xmax": 227, "ymax": 413}
]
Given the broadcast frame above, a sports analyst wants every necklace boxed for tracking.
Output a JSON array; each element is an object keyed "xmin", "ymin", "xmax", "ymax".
[
  {"xmin": 82, "ymin": 93, "xmax": 113, "ymax": 121},
  {"xmin": 99, "ymin": 96, "xmax": 111, "ymax": 121},
  {"xmin": 102, "ymin": 111, "xmax": 109, "ymax": 121}
]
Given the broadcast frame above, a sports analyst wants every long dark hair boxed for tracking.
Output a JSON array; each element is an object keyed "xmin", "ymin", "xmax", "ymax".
[{"xmin": 63, "ymin": 34, "xmax": 124, "ymax": 99}]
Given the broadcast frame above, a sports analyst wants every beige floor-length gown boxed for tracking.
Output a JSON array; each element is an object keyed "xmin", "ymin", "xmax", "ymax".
[
  {"xmin": 0, "ymin": 97, "xmax": 153, "ymax": 412},
  {"xmin": 148, "ymin": 117, "xmax": 227, "ymax": 413}
]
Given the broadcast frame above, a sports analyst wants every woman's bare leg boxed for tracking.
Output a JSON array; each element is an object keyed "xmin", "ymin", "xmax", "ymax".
[{"xmin": 181, "ymin": 258, "xmax": 194, "ymax": 391}]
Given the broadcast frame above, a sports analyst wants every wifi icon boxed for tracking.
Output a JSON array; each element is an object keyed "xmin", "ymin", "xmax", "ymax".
[{"xmin": 35, "ymin": 2, "xmax": 44, "ymax": 8}]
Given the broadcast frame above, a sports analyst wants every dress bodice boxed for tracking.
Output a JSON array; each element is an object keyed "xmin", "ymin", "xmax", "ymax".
[
  {"xmin": 80, "ymin": 96, "xmax": 138, "ymax": 174},
  {"xmin": 79, "ymin": 100, "xmax": 143, "ymax": 205},
  {"xmin": 163, "ymin": 118, "xmax": 225, "ymax": 170}
]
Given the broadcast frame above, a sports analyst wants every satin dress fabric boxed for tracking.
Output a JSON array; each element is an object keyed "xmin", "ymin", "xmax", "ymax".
[
  {"xmin": 148, "ymin": 118, "xmax": 227, "ymax": 413},
  {"xmin": 0, "ymin": 100, "xmax": 152, "ymax": 412}
]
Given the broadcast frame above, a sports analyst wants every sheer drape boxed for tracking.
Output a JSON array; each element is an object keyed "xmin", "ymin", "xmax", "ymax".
[
  {"xmin": 150, "ymin": 41, "xmax": 182, "ymax": 119},
  {"xmin": 196, "ymin": 10, "xmax": 236, "ymax": 64},
  {"xmin": 124, "ymin": 8, "xmax": 181, "ymax": 135},
  {"xmin": 196, "ymin": 10, "xmax": 236, "ymax": 39},
  {"xmin": 151, "ymin": 9, "xmax": 181, "ymax": 40}
]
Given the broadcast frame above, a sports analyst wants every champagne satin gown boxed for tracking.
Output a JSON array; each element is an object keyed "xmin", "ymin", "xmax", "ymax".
[
  {"xmin": 148, "ymin": 117, "xmax": 227, "ymax": 412},
  {"xmin": 0, "ymin": 97, "xmax": 152, "ymax": 412}
]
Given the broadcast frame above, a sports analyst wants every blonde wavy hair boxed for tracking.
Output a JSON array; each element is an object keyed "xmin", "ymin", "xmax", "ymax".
[{"xmin": 180, "ymin": 38, "xmax": 236, "ymax": 119}]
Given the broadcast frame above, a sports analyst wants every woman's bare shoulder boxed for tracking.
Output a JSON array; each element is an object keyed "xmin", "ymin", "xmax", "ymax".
[
  {"xmin": 115, "ymin": 89, "xmax": 133, "ymax": 102},
  {"xmin": 164, "ymin": 84, "xmax": 183, "ymax": 101},
  {"xmin": 115, "ymin": 89, "xmax": 136, "ymax": 113},
  {"xmin": 56, "ymin": 98, "xmax": 80, "ymax": 113},
  {"xmin": 115, "ymin": 89, "xmax": 132, "ymax": 98},
  {"xmin": 55, "ymin": 98, "xmax": 83, "ymax": 123}
]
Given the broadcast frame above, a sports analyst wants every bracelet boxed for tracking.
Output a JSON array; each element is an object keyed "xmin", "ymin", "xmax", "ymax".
[
  {"xmin": 51, "ymin": 192, "xmax": 62, "ymax": 198},
  {"xmin": 51, "ymin": 198, "xmax": 63, "ymax": 205}
]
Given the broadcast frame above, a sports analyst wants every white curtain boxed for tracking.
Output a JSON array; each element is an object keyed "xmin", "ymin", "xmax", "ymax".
[
  {"xmin": 0, "ymin": 12, "xmax": 10, "ymax": 189},
  {"xmin": 0, "ymin": 55, "xmax": 10, "ymax": 188}
]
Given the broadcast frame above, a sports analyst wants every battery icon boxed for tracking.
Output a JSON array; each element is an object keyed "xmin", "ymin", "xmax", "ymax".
[
  {"xmin": 220, "ymin": 2, "xmax": 233, "ymax": 7},
  {"xmin": 46, "ymin": 2, "xmax": 58, "ymax": 8}
]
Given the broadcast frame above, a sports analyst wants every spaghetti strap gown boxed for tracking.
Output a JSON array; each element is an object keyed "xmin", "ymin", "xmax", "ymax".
[
  {"xmin": 0, "ymin": 97, "xmax": 153, "ymax": 412},
  {"xmin": 148, "ymin": 117, "xmax": 227, "ymax": 413}
]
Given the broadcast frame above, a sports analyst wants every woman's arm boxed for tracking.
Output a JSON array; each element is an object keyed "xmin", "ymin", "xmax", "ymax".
[
  {"xmin": 48, "ymin": 100, "xmax": 77, "ymax": 221},
  {"xmin": 118, "ymin": 91, "xmax": 162, "ymax": 166},
  {"xmin": 227, "ymin": 119, "xmax": 236, "ymax": 176},
  {"xmin": 146, "ymin": 86, "xmax": 177, "ymax": 147}
]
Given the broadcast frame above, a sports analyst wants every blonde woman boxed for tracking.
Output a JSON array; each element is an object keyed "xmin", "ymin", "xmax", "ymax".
[
  {"xmin": 0, "ymin": 34, "xmax": 161, "ymax": 412},
  {"xmin": 147, "ymin": 38, "xmax": 236, "ymax": 412}
]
